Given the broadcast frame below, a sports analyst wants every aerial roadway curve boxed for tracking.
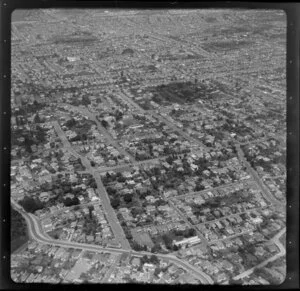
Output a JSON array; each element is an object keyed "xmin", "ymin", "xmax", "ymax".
[
  {"xmin": 233, "ymin": 227, "xmax": 286, "ymax": 281},
  {"xmin": 11, "ymin": 200, "xmax": 214, "ymax": 284}
]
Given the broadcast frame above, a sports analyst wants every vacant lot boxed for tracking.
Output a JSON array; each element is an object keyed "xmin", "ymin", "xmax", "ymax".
[{"xmin": 131, "ymin": 229, "xmax": 154, "ymax": 248}]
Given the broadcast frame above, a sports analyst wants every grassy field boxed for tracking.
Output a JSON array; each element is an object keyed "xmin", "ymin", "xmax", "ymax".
[
  {"xmin": 11, "ymin": 237, "xmax": 28, "ymax": 253},
  {"xmin": 11, "ymin": 208, "xmax": 28, "ymax": 253}
]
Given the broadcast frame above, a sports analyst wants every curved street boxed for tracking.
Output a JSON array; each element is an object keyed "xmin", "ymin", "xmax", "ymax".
[
  {"xmin": 233, "ymin": 227, "xmax": 286, "ymax": 280},
  {"xmin": 12, "ymin": 200, "xmax": 214, "ymax": 284}
]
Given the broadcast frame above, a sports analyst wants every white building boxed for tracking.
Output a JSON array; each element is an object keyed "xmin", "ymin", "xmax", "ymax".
[{"xmin": 173, "ymin": 236, "xmax": 201, "ymax": 248}]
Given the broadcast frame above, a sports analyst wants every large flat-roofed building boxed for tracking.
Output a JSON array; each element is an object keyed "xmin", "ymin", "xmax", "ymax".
[{"xmin": 173, "ymin": 235, "xmax": 201, "ymax": 248}]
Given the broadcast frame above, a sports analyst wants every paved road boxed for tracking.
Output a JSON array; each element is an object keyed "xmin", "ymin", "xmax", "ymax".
[
  {"xmin": 168, "ymin": 200, "xmax": 208, "ymax": 247},
  {"xmin": 55, "ymin": 158, "xmax": 162, "ymax": 176},
  {"xmin": 233, "ymin": 227, "xmax": 286, "ymax": 280},
  {"xmin": 209, "ymin": 230, "xmax": 252, "ymax": 245},
  {"xmin": 235, "ymin": 144, "xmax": 283, "ymax": 209},
  {"xmin": 151, "ymin": 110, "xmax": 208, "ymax": 150},
  {"xmin": 40, "ymin": 201, "xmax": 101, "ymax": 221},
  {"xmin": 119, "ymin": 89, "xmax": 208, "ymax": 151},
  {"xmin": 65, "ymin": 104, "xmax": 136, "ymax": 163},
  {"xmin": 52, "ymin": 121, "xmax": 131, "ymax": 250},
  {"xmin": 124, "ymin": 18, "xmax": 211, "ymax": 58},
  {"xmin": 238, "ymin": 136, "xmax": 271, "ymax": 147},
  {"xmin": 195, "ymin": 206, "xmax": 263, "ymax": 229},
  {"xmin": 263, "ymin": 175, "xmax": 286, "ymax": 180},
  {"xmin": 11, "ymin": 202, "xmax": 213, "ymax": 284},
  {"xmin": 96, "ymin": 150, "xmax": 209, "ymax": 173},
  {"xmin": 52, "ymin": 121, "xmax": 90, "ymax": 166},
  {"xmin": 174, "ymin": 179, "xmax": 253, "ymax": 200},
  {"xmin": 238, "ymin": 134, "xmax": 285, "ymax": 148},
  {"xmin": 96, "ymin": 157, "xmax": 161, "ymax": 173},
  {"xmin": 93, "ymin": 171, "xmax": 131, "ymax": 250}
]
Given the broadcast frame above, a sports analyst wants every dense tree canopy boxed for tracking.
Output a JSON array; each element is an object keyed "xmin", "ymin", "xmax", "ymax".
[{"xmin": 20, "ymin": 196, "xmax": 43, "ymax": 213}]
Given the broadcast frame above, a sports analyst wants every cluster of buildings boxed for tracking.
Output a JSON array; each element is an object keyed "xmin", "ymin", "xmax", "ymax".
[
  {"xmin": 242, "ymin": 139, "xmax": 285, "ymax": 176},
  {"xmin": 242, "ymin": 139, "xmax": 286, "ymax": 202},
  {"xmin": 244, "ymin": 256, "xmax": 286, "ymax": 285},
  {"xmin": 12, "ymin": 163, "xmax": 99, "ymax": 218},
  {"xmin": 263, "ymin": 176, "xmax": 285, "ymax": 202},
  {"xmin": 58, "ymin": 105, "xmax": 132, "ymax": 167},
  {"xmin": 42, "ymin": 202, "xmax": 119, "ymax": 247},
  {"xmin": 99, "ymin": 151, "xmax": 255, "ymax": 250},
  {"xmin": 11, "ymin": 241, "xmax": 118, "ymax": 283},
  {"xmin": 11, "ymin": 156, "xmax": 83, "ymax": 204},
  {"xmin": 11, "ymin": 240, "xmax": 200, "ymax": 284},
  {"xmin": 11, "ymin": 8, "xmax": 286, "ymax": 285},
  {"xmin": 175, "ymin": 182, "xmax": 267, "ymax": 224},
  {"xmin": 177, "ymin": 224, "xmax": 284, "ymax": 284},
  {"xmin": 107, "ymin": 253, "xmax": 198, "ymax": 284},
  {"xmin": 196, "ymin": 208, "xmax": 272, "ymax": 243}
]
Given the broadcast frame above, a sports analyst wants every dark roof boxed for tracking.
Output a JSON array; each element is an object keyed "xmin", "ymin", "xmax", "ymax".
[{"xmin": 122, "ymin": 48, "xmax": 134, "ymax": 55}]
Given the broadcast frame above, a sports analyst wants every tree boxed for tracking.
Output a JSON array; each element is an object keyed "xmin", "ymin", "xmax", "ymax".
[
  {"xmin": 116, "ymin": 171, "xmax": 122, "ymax": 178},
  {"xmin": 106, "ymin": 187, "xmax": 117, "ymax": 196},
  {"xmin": 80, "ymin": 133, "xmax": 87, "ymax": 141},
  {"xmin": 82, "ymin": 95, "xmax": 91, "ymax": 106},
  {"xmin": 141, "ymin": 255, "xmax": 149, "ymax": 264},
  {"xmin": 74, "ymin": 205, "xmax": 81, "ymax": 211},
  {"xmin": 33, "ymin": 113, "xmax": 42, "ymax": 124},
  {"xmin": 124, "ymin": 194, "xmax": 132, "ymax": 203},
  {"xmin": 149, "ymin": 255, "xmax": 159, "ymax": 264},
  {"xmin": 117, "ymin": 176, "xmax": 126, "ymax": 183},
  {"xmin": 111, "ymin": 198, "xmax": 120, "ymax": 209},
  {"xmin": 166, "ymin": 156, "xmax": 174, "ymax": 165},
  {"xmin": 65, "ymin": 118, "xmax": 76, "ymax": 128},
  {"xmin": 24, "ymin": 136, "xmax": 33, "ymax": 153},
  {"xmin": 63, "ymin": 185, "xmax": 72, "ymax": 193},
  {"xmin": 20, "ymin": 196, "xmax": 43, "ymax": 213},
  {"xmin": 131, "ymin": 242, "xmax": 144, "ymax": 251},
  {"xmin": 33, "ymin": 100, "xmax": 39, "ymax": 107},
  {"xmin": 11, "ymin": 207, "xmax": 28, "ymax": 251},
  {"xmin": 152, "ymin": 183, "xmax": 158, "ymax": 191},
  {"xmin": 172, "ymin": 244, "xmax": 179, "ymax": 251},
  {"xmin": 183, "ymin": 228, "xmax": 196, "ymax": 238},
  {"xmin": 105, "ymin": 172, "xmax": 112, "ymax": 181},
  {"xmin": 153, "ymin": 167, "xmax": 161, "ymax": 176},
  {"xmin": 101, "ymin": 119, "xmax": 109, "ymax": 129},
  {"xmin": 88, "ymin": 205, "xmax": 94, "ymax": 218},
  {"xmin": 195, "ymin": 183, "xmax": 204, "ymax": 192},
  {"xmin": 115, "ymin": 110, "xmax": 123, "ymax": 121},
  {"xmin": 63, "ymin": 196, "xmax": 79, "ymax": 207},
  {"xmin": 151, "ymin": 243, "xmax": 161, "ymax": 253},
  {"xmin": 35, "ymin": 125, "xmax": 47, "ymax": 143},
  {"xmin": 131, "ymin": 207, "xmax": 143, "ymax": 217},
  {"xmin": 162, "ymin": 234, "xmax": 173, "ymax": 249},
  {"xmin": 125, "ymin": 229, "xmax": 133, "ymax": 240},
  {"xmin": 89, "ymin": 181, "xmax": 97, "ymax": 189}
]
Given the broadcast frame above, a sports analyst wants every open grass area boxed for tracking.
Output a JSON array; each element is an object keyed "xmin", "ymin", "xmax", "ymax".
[{"xmin": 11, "ymin": 208, "xmax": 28, "ymax": 253}]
